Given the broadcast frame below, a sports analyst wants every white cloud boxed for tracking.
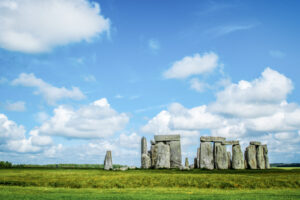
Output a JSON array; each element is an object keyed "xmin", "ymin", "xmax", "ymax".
[
  {"xmin": 5, "ymin": 101, "xmax": 26, "ymax": 112},
  {"xmin": 36, "ymin": 98, "xmax": 129, "ymax": 139},
  {"xmin": 269, "ymin": 50, "xmax": 286, "ymax": 58},
  {"xmin": 83, "ymin": 75, "xmax": 96, "ymax": 82},
  {"xmin": 12, "ymin": 73, "xmax": 85, "ymax": 105},
  {"xmin": 189, "ymin": 78, "xmax": 207, "ymax": 92},
  {"xmin": 163, "ymin": 52, "xmax": 219, "ymax": 79},
  {"xmin": 207, "ymin": 24, "xmax": 256, "ymax": 37},
  {"xmin": 34, "ymin": 112, "xmax": 50, "ymax": 124},
  {"xmin": 0, "ymin": 0, "xmax": 110, "ymax": 53}
]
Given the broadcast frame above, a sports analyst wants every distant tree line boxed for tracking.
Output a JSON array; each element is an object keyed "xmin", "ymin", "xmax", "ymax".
[
  {"xmin": 271, "ymin": 163, "xmax": 300, "ymax": 167},
  {"xmin": 0, "ymin": 161, "xmax": 13, "ymax": 168}
]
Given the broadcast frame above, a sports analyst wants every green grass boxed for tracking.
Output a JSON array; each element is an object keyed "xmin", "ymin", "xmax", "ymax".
[{"xmin": 0, "ymin": 168, "xmax": 300, "ymax": 199}]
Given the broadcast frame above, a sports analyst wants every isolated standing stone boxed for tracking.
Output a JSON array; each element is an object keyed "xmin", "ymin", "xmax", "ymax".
[
  {"xmin": 197, "ymin": 147, "xmax": 200, "ymax": 169},
  {"xmin": 227, "ymin": 151, "xmax": 232, "ymax": 169},
  {"xmin": 232, "ymin": 144, "xmax": 244, "ymax": 169},
  {"xmin": 200, "ymin": 142, "xmax": 214, "ymax": 170},
  {"xmin": 169, "ymin": 140, "xmax": 182, "ymax": 168},
  {"xmin": 256, "ymin": 145, "xmax": 265, "ymax": 169},
  {"xmin": 104, "ymin": 150, "xmax": 113, "ymax": 170},
  {"xmin": 246, "ymin": 145, "xmax": 257, "ymax": 169},
  {"xmin": 214, "ymin": 143, "xmax": 228, "ymax": 169},
  {"xmin": 155, "ymin": 142, "xmax": 170, "ymax": 169},
  {"xmin": 262, "ymin": 145, "xmax": 270, "ymax": 169},
  {"xmin": 141, "ymin": 137, "xmax": 147, "ymax": 154},
  {"xmin": 185, "ymin": 157, "xmax": 189, "ymax": 167},
  {"xmin": 141, "ymin": 153, "xmax": 151, "ymax": 169}
]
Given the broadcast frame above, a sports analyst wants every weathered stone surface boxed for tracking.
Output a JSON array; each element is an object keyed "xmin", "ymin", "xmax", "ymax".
[
  {"xmin": 189, "ymin": 164, "xmax": 194, "ymax": 169},
  {"xmin": 120, "ymin": 166, "xmax": 128, "ymax": 171},
  {"xmin": 151, "ymin": 144, "xmax": 157, "ymax": 167},
  {"xmin": 154, "ymin": 142, "xmax": 170, "ymax": 169},
  {"xmin": 141, "ymin": 153, "xmax": 151, "ymax": 169},
  {"xmin": 214, "ymin": 143, "xmax": 228, "ymax": 169},
  {"xmin": 244, "ymin": 150, "xmax": 248, "ymax": 169},
  {"xmin": 129, "ymin": 166, "xmax": 136, "ymax": 169},
  {"xmin": 141, "ymin": 137, "xmax": 147, "ymax": 154},
  {"xmin": 221, "ymin": 141, "xmax": 239, "ymax": 145},
  {"xmin": 169, "ymin": 140, "xmax": 182, "ymax": 168},
  {"xmin": 197, "ymin": 148, "xmax": 200, "ymax": 169},
  {"xmin": 246, "ymin": 145, "xmax": 257, "ymax": 169},
  {"xmin": 200, "ymin": 142, "xmax": 214, "ymax": 170},
  {"xmin": 150, "ymin": 140, "xmax": 155, "ymax": 145},
  {"xmin": 227, "ymin": 151, "xmax": 232, "ymax": 169},
  {"xmin": 104, "ymin": 150, "xmax": 113, "ymax": 170},
  {"xmin": 200, "ymin": 136, "xmax": 226, "ymax": 142},
  {"xmin": 194, "ymin": 157, "xmax": 198, "ymax": 168},
  {"xmin": 262, "ymin": 145, "xmax": 270, "ymax": 169},
  {"xmin": 154, "ymin": 135, "xmax": 180, "ymax": 142},
  {"xmin": 256, "ymin": 145, "xmax": 265, "ymax": 169},
  {"xmin": 185, "ymin": 157, "xmax": 189, "ymax": 167},
  {"xmin": 250, "ymin": 141, "xmax": 261, "ymax": 146},
  {"xmin": 232, "ymin": 144, "xmax": 244, "ymax": 169}
]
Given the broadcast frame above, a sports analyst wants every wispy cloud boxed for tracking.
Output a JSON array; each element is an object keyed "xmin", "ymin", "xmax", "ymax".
[
  {"xmin": 5, "ymin": 101, "xmax": 26, "ymax": 112},
  {"xmin": 206, "ymin": 24, "xmax": 257, "ymax": 38},
  {"xmin": 148, "ymin": 39, "xmax": 160, "ymax": 51}
]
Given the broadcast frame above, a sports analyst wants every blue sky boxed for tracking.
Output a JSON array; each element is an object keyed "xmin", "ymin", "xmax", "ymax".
[{"xmin": 0, "ymin": 0, "xmax": 300, "ymax": 165}]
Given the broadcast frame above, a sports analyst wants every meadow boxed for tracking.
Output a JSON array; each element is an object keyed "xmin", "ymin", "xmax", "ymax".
[{"xmin": 0, "ymin": 168, "xmax": 299, "ymax": 199}]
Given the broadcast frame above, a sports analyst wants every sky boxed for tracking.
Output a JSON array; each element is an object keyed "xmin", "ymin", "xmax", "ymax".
[{"xmin": 0, "ymin": 0, "xmax": 300, "ymax": 166}]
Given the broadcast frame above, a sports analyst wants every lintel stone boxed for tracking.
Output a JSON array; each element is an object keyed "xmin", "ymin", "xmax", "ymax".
[
  {"xmin": 250, "ymin": 141, "xmax": 261, "ymax": 145},
  {"xmin": 200, "ymin": 136, "xmax": 226, "ymax": 142},
  {"xmin": 154, "ymin": 135, "xmax": 180, "ymax": 142},
  {"xmin": 221, "ymin": 141, "xmax": 239, "ymax": 145}
]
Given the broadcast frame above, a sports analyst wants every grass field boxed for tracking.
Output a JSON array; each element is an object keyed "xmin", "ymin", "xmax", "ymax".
[{"xmin": 0, "ymin": 168, "xmax": 300, "ymax": 199}]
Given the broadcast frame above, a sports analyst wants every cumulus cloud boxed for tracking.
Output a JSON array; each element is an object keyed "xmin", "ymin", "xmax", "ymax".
[
  {"xmin": 189, "ymin": 78, "xmax": 208, "ymax": 92},
  {"xmin": 36, "ymin": 98, "xmax": 129, "ymax": 139},
  {"xmin": 5, "ymin": 101, "xmax": 26, "ymax": 112},
  {"xmin": 163, "ymin": 52, "xmax": 219, "ymax": 79},
  {"xmin": 0, "ymin": 0, "xmax": 110, "ymax": 53},
  {"xmin": 12, "ymin": 73, "xmax": 85, "ymax": 105}
]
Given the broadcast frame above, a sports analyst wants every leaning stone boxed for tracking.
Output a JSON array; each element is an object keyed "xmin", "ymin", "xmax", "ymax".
[
  {"xmin": 154, "ymin": 134, "xmax": 180, "ymax": 142},
  {"xmin": 155, "ymin": 142, "xmax": 170, "ymax": 169},
  {"xmin": 221, "ymin": 141, "xmax": 239, "ymax": 145},
  {"xmin": 232, "ymin": 144, "xmax": 244, "ymax": 169},
  {"xmin": 200, "ymin": 142, "xmax": 214, "ymax": 170},
  {"xmin": 185, "ymin": 157, "xmax": 189, "ymax": 167},
  {"xmin": 141, "ymin": 137, "xmax": 147, "ymax": 155},
  {"xmin": 141, "ymin": 153, "xmax": 151, "ymax": 169},
  {"xmin": 256, "ymin": 145, "xmax": 265, "ymax": 169},
  {"xmin": 197, "ymin": 148, "xmax": 200, "ymax": 169},
  {"xmin": 214, "ymin": 143, "xmax": 228, "ymax": 169},
  {"xmin": 169, "ymin": 140, "xmax": 182, "ymax": 168},
  {"xmin": 104, "ymin": 150, "xmax": 113, "ymax": 170},
  {"xmin": 246, "ymin": 145, "xmax": 257, "ymax": 169},
  {"xmin": 227, "ymin": 151, "xmax": 232, "ymax": 169},
  {"xmin": 200, "ymin": 136, "xmax": 226, "ymax": 142},
  {"xmin": 262, "ymin": 145, "xmax": 270, "ymax": 169},
  {"xmin": 250, "ymin": 141, "xmax": 261, "ymax": 146}
]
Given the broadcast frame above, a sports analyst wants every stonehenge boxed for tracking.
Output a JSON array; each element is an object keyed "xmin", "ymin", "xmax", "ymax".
[{"xmin": 245, "ymin": 141, "xmax": 270, "ymax": 169}]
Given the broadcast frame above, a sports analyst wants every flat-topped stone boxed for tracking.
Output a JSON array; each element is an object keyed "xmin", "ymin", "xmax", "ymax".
[
  {"xmin": 154, "ymin": 135, "xmax": 180, "ymax": 142},
  {"xmin": 250, "ymin": 141, "xmax": 261, "ymax": 145},
  {"xmin": 221, "ymin": 141, "xmax": 239, "ymax": 145},
  {"xmin": 200, "ymin": 136, "xmax": 226, "ymax": 142}
]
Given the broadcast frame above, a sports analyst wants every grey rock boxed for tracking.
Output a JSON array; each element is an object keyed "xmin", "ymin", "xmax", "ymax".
[
  {"xmin": 169, "ymin": 140, "xmax": 182, "ymax": 168},
  {"xmin": 200, "ymin": 136, "xmax": 226, "ymax": 142},
  {"xmin": 250, "ymin": 141, "xmax": 261, "ymax": 146},
  {"xmin": 179, "ymin": 166, "xmax": 190, "ymax": 170},
  {"xmin": 221, "ymin": 141, "xmax": 239, "ymax": 145},
  {"xmin": 262, "ymin": 145, "xmax": 270, "ymax": 169},
  {"xmin": 232, "ymin": 144, "xmax": 244, "ymax": 169},
  {"xmin": 197, "ymin": 147, "xmax": 200, "ymax": 169},
  {"xmin": 185, "ymin": 157, "xmax": 189, "ymax": 167},
  {"xmin": 104, "ymin": 150, "xmax": 113, "ymax": 170},
  {"xmin": 246, "ymin": 145, "xmax": 257, "ymax": 169},
  {"xmin": 141, "ymin": 153, "xmax": 151, "ymax": 169},
  {"xmin": 150, "ymin": 140, "xmax": 155, "ymax": 145},
  {"xmin": 227, "ymin": 151, "xmax": 232, "ymax": 169},
  {"xmin": 214, "ymin": 143, "xmax": 228, "ymax": 169},
  {"xmin": 244, "ymin": 149, "xmax": 248, "ymax": 169},
  {"xmin": 256, "ymin": 145, "xmax": 265, "ymax": 169},
  {"xmin": 194, "ymin": 157, "xmax": 198, "ymax": 169},
  {"xmin": 189, "ymin": 164, "xmax": 194, "ymax": 169},
  {"xmin": 154, "ymin": 134, "xmax": 180, "ymax": 142},
  {"xmin": 200, "ymin": 142, "xmax": 214, "ymax": 170},
  {"xmin": 154, "ymin": 142, "xmax": 170, "ymax": 169},
  {"xmin": 150, "ymin": 144, "xmax": 157, "ymax": 167},
  {"xmin": 120, "ymin": 166, "xmax": 128, "ymax": 171},
  {"xmin": 141, "ymin": 137, "xmax": 147, "ymax": 155},
  {"xmin": 129, "ymin": 166, "xmax": 136, "ymax": 170}
]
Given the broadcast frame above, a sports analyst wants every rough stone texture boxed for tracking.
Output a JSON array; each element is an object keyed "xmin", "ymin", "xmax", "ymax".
[
  {"xmin": 262, "ymin": 145, "xmax": 270, "ymax": 169},
  {"xmin": 169, "ymin": 140, "xmax": 182, "ymax": 168},
  {"xmin": 200, "ymin": 142, "xmax": 214, "ymax": 170},
  {"xmin": 232, "ymin": 144, "xmax": 244, "ymax": 169},
  {"xmin": 214, "ymin": 143, "xmax": 228, "ymax": 169},
  {"xmin": 141, "ymin": 153, "xmax": 151, "ymax": 169},
  {"xmin": 197, "ymin": 148, "xmax": 200, "ymax": 169},
  {"xmin": 201, "ymin": 136, "xmax": 226, "ymax": 142},
  {"xmin": 141, "ymin": 137, "xmax": 147, "ymax": 155},
  {"xmin": 151, "ymin": 144, "xmax": 157, "ymax": 167},
  {"xmin": 154, "ymin": 135, "xmax": 180, "ymax": 142},
  {"xmin": 250, "ymin": 141, "xmax": 261, "ymax": 146},
  {"xmin": 222, "ymin": 141, "xmax": 239, "ymax": 145},
  {"xmin": 154, "ymin": 142, "xmax": 170, "ymax": 169},
  {"xmin": 227, "ymin": 151, "xmax": 232, "ymax": 169},
  {"xmin": 150, "ymin": 140, "xmax": 155, "ymax": 145},
  {"xmin": 104, "ymin": 151, "xmax": 113, "ymax": 170},
  {"xmin": 256, "ymin": 145, "xmax": 265, "ymax": 169},
  {"xmin": 246, "ymin": 145, "xmax": 257, "ymax": 169},
  {"xmin": 194, "ymin": 157, "xmax": 198, "ymax": 168},
  {"xmin": 185, "ymin": 157, "xmax": 189, "ymax": 167},
  {"xmin": 244, "ymin": 150, "xmax": 248, "ymax": 169}
]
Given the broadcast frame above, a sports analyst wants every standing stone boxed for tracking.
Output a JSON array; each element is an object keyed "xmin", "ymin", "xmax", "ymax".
[
  {"xmin": 227, "ymin": 151, "xmax": 232, "ymax": 169},
  {"xmin": 246, "ymin": 145, "xmax": 257, "ymax": 169},
  {"xmin": 169, "ymin": 140, "xmax": 182, "ymax": 168},
  {"xmin": 256, "ymin": 145, "xmax": 265, "ymax": 169},
  {"xmin": 141, "ymin": 137, "xmax": 147, "ymax": 154},
  {"xmin": 151, "ymin": 144, "xmax": 157, "ymax": 167},
  {"xmin": 155, "ymin": 142, "xmax": 170, "ymax": 168},
  {"xmin": 141, "ymin": 153, "xmax": 151, "ymax": 169},
  {"xmin": 104, "ymin": 150, "xmax": 113, "ymax": 170},
  {"xmin": 194, "ymin": 157, "xmax": 198, "ymax": 168},
  {"xmin": 232, "ymin": 144, "xmax": 244, "ymax": 169},
  {"xmin": 197, "ymin": 148, "xmax": 200, "ymax": 169},
  {"xmin": 200, "ymin": 142, "xmax": 214, "ymax": 170},
  {"xmin": 244, "ymin": 149, "xmax": 248, "ymax": 169},
  {"xmin": 214, "ymin": 143, "xmax": 228, "ymax": 169},
  {"xmin": 185, "ymin": 157, "xmax": 189, "ymax": 167},
  {"xmin": 262, "ymin": 145, "xmax": 270, "ymax": 169}
]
